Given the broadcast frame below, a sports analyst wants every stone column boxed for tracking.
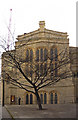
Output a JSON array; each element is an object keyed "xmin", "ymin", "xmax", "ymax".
[
  {"xmin": 47, "ymin": 93, "xmax": 50, "ymax": 104},
  {"xmin": 33, "ymin": 94, "xmax": 36, "ymax": 104}
]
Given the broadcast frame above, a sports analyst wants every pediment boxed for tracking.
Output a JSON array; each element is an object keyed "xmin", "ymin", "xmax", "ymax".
[
  {"xmin": 17, "ymin": 28, "xmax": 68, "ymax": 41},
  {"xmin": 17, "ymin": 21, "xmax": 68, "ymax": 42}
]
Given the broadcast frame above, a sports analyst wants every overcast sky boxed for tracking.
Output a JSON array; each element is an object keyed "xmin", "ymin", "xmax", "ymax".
[
  {"xmin": 0, "ymin": 0, "xmax": 77, "ymax": 46},
  {"xmin": 0, "ymin": 0, "xmax": 77, "ymax": 74}
]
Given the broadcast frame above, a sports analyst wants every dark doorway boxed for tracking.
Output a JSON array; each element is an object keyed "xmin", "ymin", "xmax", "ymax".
[{"xmin": 18, "ymin": 97, "xmax": 21, "ymax": 105}]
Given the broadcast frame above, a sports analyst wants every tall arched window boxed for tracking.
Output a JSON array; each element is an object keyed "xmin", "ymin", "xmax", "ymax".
[
  {"xmin": 55, "ymin": 63, "xmax": 57, "ymax": 77},
  {"xmin": 40, "ymin": 48, "xmax": 43, "ymax": 61},
  {"xmin": 50, "ymin": 48, "xmax": 53, "ymax": 61},
  {"xmin": 77, "ymin": 72, "xmax": 78, "ymax": 78},
  {"xmin": 40, "ymin": 94, "xmax": 43, "ymax": 104},
  {"xmin": 40, "ymin": 64, "xmax": 43, "ymax": 75},
  {"xmin": 26, "ymin": 64, "xmax": 29, "ymax": 76},
  {"xmin": 55, "ymin": 48, "xmax": 57, "ymax": 61},
  {"xmin": 44, "ymin": 93, "xmax": 47, "ymax": 104},
  {"xmin": 44, "ymin": 63, "xmax": 47, "ymax": 75},
  {"xmin": 26, "ymin": 94, "xmax": 29, "ymax": 104},
  {"xmin": 36, "ymin": 64, "xmax": 39, "ymax": 75},
  {"xmin": 36, "ymin": 49, "xmax": 39, "ymax": 62},
  {"xmin": 51, "ymin": 93, "xmax": 53, "ymax": 104},
  {"xmin": 55, "ymin": 93, "xmax": 57, "ymax": 104},
  {"xmin": 30, "ymin": 94, "xmax": 33, "ymax": 104},
  {"xmin": 26, "ymin": 49, "xmax": 29, "ymax": 62},
  {"xmin": 50, "ymin": 47, "xmax": 58, "ymax": 79},
  {"xmin": 50, "ymin": 63, "xmax": 53, "ymax": 80},
  {"xmin": 30, "ymin": 49, "xmax": 33, "ymax": 62},
  {"xmin": 30, "ymin": 64, "xmax": 33, "ymax": 79},
  {"xmin": 44, "ymin": 48, "xmax": 48, "ymax": 61}
]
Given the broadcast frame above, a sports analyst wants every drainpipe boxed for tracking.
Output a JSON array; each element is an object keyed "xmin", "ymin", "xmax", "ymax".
[{"xmin": 2, "ymin": 80, "xmax": 4, "ymax": 106}]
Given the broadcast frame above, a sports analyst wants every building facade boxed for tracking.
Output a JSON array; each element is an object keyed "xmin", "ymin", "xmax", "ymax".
[{"xmin": 1, "ymin": 21, "xmax": 78, "ymax": 105}]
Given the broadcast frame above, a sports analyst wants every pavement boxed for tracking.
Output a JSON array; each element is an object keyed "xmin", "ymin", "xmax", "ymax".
[
  {"xmin": 1, "ymin": 104, "xmax": 77, "ymax": 119},
  {"xmin": 0, "ymin": 105, "xmax": 2, "ymax": 120},
  {"xmin": 2, "ymin": 106, "xmax": 12, "ymax": 119}
]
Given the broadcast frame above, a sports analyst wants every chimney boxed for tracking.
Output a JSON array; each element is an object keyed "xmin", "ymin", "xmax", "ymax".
[{"xmin": 39, "ymin": 21, "xmax": 45, "ymax": 30}]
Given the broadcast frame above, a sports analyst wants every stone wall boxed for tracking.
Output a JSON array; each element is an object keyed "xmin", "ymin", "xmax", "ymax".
[{"xmin": 1, "ymin": 21, "xmax": 76, "ymax": 105}]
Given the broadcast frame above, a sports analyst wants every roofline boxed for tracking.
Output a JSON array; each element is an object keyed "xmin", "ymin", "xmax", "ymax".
[{"xmin": 17, "ymin": 28, "xmax": 68, "ymax": 40}]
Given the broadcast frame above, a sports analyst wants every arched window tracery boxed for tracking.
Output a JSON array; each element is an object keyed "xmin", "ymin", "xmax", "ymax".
[
  {"xmin": 50, "ymin": 47, "xmax": 58, "ymax": 78},
  {"xmin": 26, "ymin": 49, "xmax": 33, "ymax": 62},
  {"xmin": 50, "ymin": 92, "xmax": 58, "ymax": 104}
]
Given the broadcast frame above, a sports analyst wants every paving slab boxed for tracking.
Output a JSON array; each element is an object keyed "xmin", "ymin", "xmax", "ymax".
[
  {"xmin": 0, "ymin": 105, "xmax": 2, "ymax": 120},
  {"xmin": 5, "ymin": 104, "xmax": 77, "ymax": 119},
  {"xmin": 2, "ymin": 106, "xmax": 12, "ymax": 119}
]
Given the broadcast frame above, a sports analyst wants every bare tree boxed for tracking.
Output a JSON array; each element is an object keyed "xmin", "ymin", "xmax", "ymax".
[
  {"xmin": 0, "ymin": 27, "xmax": 73, "ymax": 109},
  {"xmin": 1, "ymin": 42, "xmax": 73, "ymax": 110}
]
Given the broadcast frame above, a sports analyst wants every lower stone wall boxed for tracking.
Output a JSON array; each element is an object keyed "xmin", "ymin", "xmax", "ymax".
[{"xmin": 4, "ymin": 84, "xmax": 75, "ymax": 105}]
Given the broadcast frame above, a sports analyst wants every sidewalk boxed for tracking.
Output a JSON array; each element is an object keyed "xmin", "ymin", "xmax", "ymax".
[
  {"xmin": 0, "ymin": 105, "xmax": 2, "ymax": 120},
  {"xmin": 2, "ymin": 106, "xmax": 12, "ymax": 119},
  {"xmin": 5, "ymin": 104, "xmax": 77, "ymax": 119}
]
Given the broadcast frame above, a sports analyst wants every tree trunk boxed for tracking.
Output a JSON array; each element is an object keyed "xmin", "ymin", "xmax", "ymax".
[{"xmin": 35, "ymin": 91, "xmax": 42, "ymax": 110}]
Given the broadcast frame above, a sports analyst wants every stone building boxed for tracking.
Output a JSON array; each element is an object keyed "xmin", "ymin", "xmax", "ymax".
[
  {"xmin": 0, "ymin": 82, "xmax": 1, "ymax": 105},
  {"xmin": 1, "ymin": 21, "xmax": 78, "ymax": 105}
]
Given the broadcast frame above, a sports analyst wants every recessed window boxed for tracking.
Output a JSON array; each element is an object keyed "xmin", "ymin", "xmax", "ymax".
[
  {"xmin": 44, "ymin": 63, "xmax": 47, "ymax": 75},
  {"xmin": 55, "ymin": 48, "xmax": 58, "ymax": 61},
  {"xmin": 30, "ymin": 64, "xmax": 33, "ymax": 80},
  {"xmin": 35, "ymin": 64, "xmax": 39, "ymax": 77},
  {"xmin": 50, "ymin": 92, "xmax": 58, "ymax": 104},
  {"xmin": 26, "ymin": 94, "xmax": 29, "ymax": 104},
  {"xmin": 40, "ymin": 64, "xmax": 43, "ymax": 75},
  {"xmin": 51, "ymin": 93, "xmax": 53, "ymax": 104},
  {"xmin": 55, "ymin": 93, "xmax": 57, "ymax": 104},
  {"xmin": 44, "ymin": 48, "xmax": 48, "ymax": 61},
  {"xmin": 55, "ymin": 63, "xmax": 57, "ymax": 77},
  {"xmin": 77, "ymin": 72, "xmax": 78, "ymax": 77},
  {"xmin": 30, "ymin": 94, "xmax": 33, "ymax": 104},
  {"xmin": 50, "ymin": 48, "xmax": 53, "ymax": 61},
  {"xmin": 40, "ymin": 94, "xmax": 43, "ymax": 104},
  {"xmin": 26, "ymin": 64, "xmax": 29, "ymax": 76},
  {"xmin": 44, "ymin": 93, "xmax": 47, "ymax": 104},
  {"xmin": 26, "ymin": 49, "xmax": 29, "ymax": 62},
  {"xmin": 50, "ymin": 63, "xmax": 53, "ymax": 80},
  {"xmin": 40, "ymin": 48, "xmax": 43, "ymax": 61},
  {"xmin": 30, "ymin": 49, "xmax": 33, "ymax": 62},
  {"xmin": 26, "ymin": 49, "xmax": 33, "ymax": 62},
  {"xmin": 50, "ymin": 47, "xmax": 58, "ymax": 79},
  {"xmin": 36, "ymin": 49, "xmax": 39, "ymax": 62}
]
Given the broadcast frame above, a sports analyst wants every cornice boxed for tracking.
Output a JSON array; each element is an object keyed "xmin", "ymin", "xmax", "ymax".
[{"xmin": 17, "ymin": 29, "xmax": 68, "ymax": 41}]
